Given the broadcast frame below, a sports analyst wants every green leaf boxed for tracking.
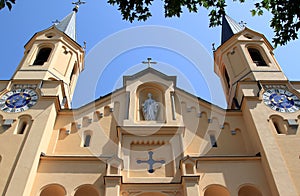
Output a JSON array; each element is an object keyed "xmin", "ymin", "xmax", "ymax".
[
  {"xmin": 6, "ymin": 1, "xmax": 12, "ymax": 10},
  {"xmin": 0, "ymin": 0, "xmax": 5, "ymax": 9}
]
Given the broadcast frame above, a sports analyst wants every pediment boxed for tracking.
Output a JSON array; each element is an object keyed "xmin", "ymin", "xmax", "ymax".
[
  {"xmin": 123, "ymin": 68, "xmax": 176, "ymax": 88},
  {"xmin": 24, "ymin": 26, "xmax": 82, "ymax": 50}
]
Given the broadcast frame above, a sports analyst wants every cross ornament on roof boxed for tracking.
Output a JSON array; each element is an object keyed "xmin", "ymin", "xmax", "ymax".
[
  {"xmin": 52, "ymin": 19, "xmax": 60, "ymax": 25},
  {"xmin": 72, "ymin": 0, "xmax": 86, "ymax": 6},
  {"xmin": 239, "ymin": 20, "xmax": 247, "ymax": 27},
  {"xmin": 142, "ymin": 58, "xmax": 157, "ymax": 68},
  {"xmin": 72, "ymin": 0, "xmax": 86, "ymax": 12}
]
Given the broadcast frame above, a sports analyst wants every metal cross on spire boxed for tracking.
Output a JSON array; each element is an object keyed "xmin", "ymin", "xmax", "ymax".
[
  {"xmin": 72, "ymin": 0, "xmax": 86, "ymax": 12},
  {"xmin": 142, "ymin": 58, "xmax": 157, "ymax": 68}
]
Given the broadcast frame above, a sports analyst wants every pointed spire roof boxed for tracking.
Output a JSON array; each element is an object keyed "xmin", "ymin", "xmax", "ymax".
[
  {"xmin": 221, "ymin": 14, "xmax": 245, "ymax": 44},
  {"xmin": 55, "ymin": 10, "xmax": 77, "ymax": 41}
]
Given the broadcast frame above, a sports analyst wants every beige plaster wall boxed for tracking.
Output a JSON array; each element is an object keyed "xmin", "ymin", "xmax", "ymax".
[
  {"xmin": 30, "ymin": 159, "xmax": 106, "ymax": 196},
  {"xmin": 197, "ymin": 160, "xmax": 272, "ymax": 196}
]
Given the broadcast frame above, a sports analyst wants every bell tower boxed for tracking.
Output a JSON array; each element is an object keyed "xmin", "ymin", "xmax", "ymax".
[
  {"xmin": 214, "ymin": 15, "xmax": 300, "ymax": 195},
  {"xmin": 0, "ymin": 4, "xmax": 85, "ymax": 196},
  {"xmin": 11, "ymin": 4, "xmax": 84, "ymax": 108},
  {"xmin": 214, "ymin": 15, "xmax": 287, "ymax": 109}
]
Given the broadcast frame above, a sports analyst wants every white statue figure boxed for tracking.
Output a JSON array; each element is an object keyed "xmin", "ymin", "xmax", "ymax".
[{"xmin": 142, "ymin": 93, "xmax": 159, "ymax": 121}]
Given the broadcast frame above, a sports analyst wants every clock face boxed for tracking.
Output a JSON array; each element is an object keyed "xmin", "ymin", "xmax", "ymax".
[
  {"xmin": 263, "ymin": 88, "xmax": 300, "ymax": 113},
  {"xmin": 0, "ymin": 89, "xmax": 38, "ymax": 113}
]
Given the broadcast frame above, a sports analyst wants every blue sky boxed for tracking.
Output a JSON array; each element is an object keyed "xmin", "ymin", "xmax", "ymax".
[{"xmin": 0, "ymin": 0, "xmax": 299, "ymax": 108}]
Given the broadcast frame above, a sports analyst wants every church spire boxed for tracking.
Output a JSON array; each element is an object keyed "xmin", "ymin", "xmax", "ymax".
[
  {"xmin": 221, "ymin": 14, "xmax": 245, "ymax": 44},
  {"xmin": 54, "ymin": 1, "xmax": 85, "ymax": 41},
  {"xmin": 55, "ymin": 10, "xmax": 77, "ymax": 41}
]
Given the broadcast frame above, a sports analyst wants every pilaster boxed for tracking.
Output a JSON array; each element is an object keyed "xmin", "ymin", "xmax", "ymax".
[{"xmin": 182, "ymin": 176, "xmax": 200, "ymax": 196}]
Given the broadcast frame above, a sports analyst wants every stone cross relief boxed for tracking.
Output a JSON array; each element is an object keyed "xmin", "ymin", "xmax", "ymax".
[{"xmin": 136, "ymin": 151, "xmax": 165, "ymax": 173}]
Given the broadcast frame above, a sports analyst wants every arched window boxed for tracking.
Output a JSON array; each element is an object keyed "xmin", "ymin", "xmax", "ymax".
[
  {"xmin": 270, "ymin": 115, "xmax": 287, "ymax": 134},
  {"xmin": 0, "ymin": 115, "xmax": 3, "ymax": 133},
  {"xmin": 204, "ymin": 185, "xmax": 230, "ymax": 196},
  {"xmin": 104, "ymin": 106, "xmax": 111, "ymax": 117},
  {"xmin": 40, "ymin": 184, "xmax": 66, "ymax": 196},
  {"xmin": 83, "ymin": 131, "xmax": 92, "ymax": 147},
  {"xmin": 273, "ymin": 121, "xmax": 281, "ymax": 134},
  {"xmin": 248, "ymin": 48, "xmax": 267, "ymax": 66},
  {"xmin": 15, "ymin": 115, "xmax": 32, "ymax": 134},
  {"xmin": 224, "ymin": 68, "xmax": 230, "ymax": 89},
  {"xmin": 69, "ymin": 62, "xmax": 78, "ymax": 88},
  {"xmin": 74, "ymin": 185, "xmax": 99, "ymax": 196},
  {"xmin": 209, "ymin": 134, "xmax": 218, "ymax": 147},
  {"xmin": 238, "ymin": 185, "xmax": 262, "ymax": 196},
  {"xmin": 33, "ymin": 47, "xmax": 52, "ymax": 65},
  {"xmin": 17, "ymin": 121, "xmax": 27, "ymax": 134}
]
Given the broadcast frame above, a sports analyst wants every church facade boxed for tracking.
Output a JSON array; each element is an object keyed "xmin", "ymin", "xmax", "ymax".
[{"xmin": 0, "ymin": 6, "xmax": 300, "ymax": 196}]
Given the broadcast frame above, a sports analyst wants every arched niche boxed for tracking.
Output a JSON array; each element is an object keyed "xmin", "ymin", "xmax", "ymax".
[
  {"xmin": 204, "ymin": 184, "xmax": 230, "ymax": 196},
  {"xmin": 136, "ymin": 82, "xmax": 166, "ymax": 122},
  {"xmin": 40, "ymin": 184, "xmax": 66, "ymax": 196},
  {"xmin": 74, "ymin": 184, "xmax": 99, "ymax": 196},
  {"xmin": 238, "ymin": 184, "xmax": 262, "ymax": 196}
]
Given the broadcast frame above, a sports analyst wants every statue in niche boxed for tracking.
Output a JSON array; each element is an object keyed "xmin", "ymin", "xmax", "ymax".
[{"xmin": 142, "ymin": 93, "xmax": 159, "ymax": 121}]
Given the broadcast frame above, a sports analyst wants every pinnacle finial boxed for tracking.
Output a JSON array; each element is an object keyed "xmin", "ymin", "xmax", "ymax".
[{"xmin": 72, "ymin": 0, "xmax": 86, "ymax": 12}]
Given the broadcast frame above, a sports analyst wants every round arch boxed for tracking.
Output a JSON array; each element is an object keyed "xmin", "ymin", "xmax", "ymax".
[
  {"xmin": 74, "ymin": 184, "xmax": 99, "ymax": 196},
  {"xmin": 40, "ymin": 184, "xmax": 66, "ymax": 196},
  {"xmin": 238, "ymin": 184, "xmax": 262, "ymax": 196},
  {"xmin": 204, "ymin": 184, "xmax": 230, "ymax": 196}
]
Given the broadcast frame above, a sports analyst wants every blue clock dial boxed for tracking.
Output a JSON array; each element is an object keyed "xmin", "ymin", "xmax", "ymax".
[
  {"xmin": 263, "ymin": 88, "xmax": 300, "ymax": 113},
  {"xmin": 6, "ymin": 93, "xmax": 31, "ymax": 108},
  {"xmin": 0, "ymin": 89, "xmax": 38, "ymax": 113}
]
